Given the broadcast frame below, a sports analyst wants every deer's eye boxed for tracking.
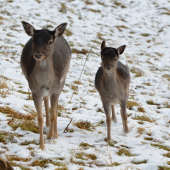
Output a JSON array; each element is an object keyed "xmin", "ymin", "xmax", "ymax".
[
  {"xmin": 48, "ymin": 40, "xmax": 53, "ymax": 45},
  {"xmin": 102, "ymin": 58, "xmax": 104, "ymax": 61},
  {"xmin": 114, "ymin": 59, "xmax": 117, "ymax": 61}
]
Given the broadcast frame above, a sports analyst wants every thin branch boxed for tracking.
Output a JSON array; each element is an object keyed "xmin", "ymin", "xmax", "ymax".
[
  {"xmin": 63, "ymin": 118, "xmax": 73, "ymax": 133},
  {"xmin": 69, "ymin": 27, "xmax": 103, "ymax": 103}
]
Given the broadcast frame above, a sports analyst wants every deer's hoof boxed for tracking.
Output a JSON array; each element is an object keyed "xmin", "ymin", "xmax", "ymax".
[
  {"xmin": 53, "ymin": 133, "xmax": 58, "ymax": 139},
  {"xmin": 46, "ymin": 122, "xmax": 50, "ymax": 127},
  {"xmin": 40, "ymin": 145, "xmax": 45, "ymax": 150},
  {"xmin": 124, "ymin": 127, "xmax": 129, "ymax": 133},
  {"xmin": 112, "ymin": 118, "xmax": 117, "ymax": 123},
  {"xmin": 47, "ymin": 131, "xmax": 53, "ymax": 139}
]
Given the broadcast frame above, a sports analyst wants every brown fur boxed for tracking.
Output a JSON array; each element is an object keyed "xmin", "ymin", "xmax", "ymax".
[
  {"xmin": 20, "ymin": 21, "xmax": 71, "ymax": 150},
  {"xmin": 95, "ymin": 41, "xmax": 130, "ymax": 141}
]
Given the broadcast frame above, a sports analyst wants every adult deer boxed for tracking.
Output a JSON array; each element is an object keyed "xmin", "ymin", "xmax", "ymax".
[
  {"xmin": 20, "ymin": 21, "xmax": 71, "ymax": 150},
  {"xmin": 95, "ymin": 41, "xmax": 130, "ymax": 141}
]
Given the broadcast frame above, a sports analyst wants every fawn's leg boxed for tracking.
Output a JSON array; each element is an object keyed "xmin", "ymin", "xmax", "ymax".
[
  {"xmin": 32, "ymin": 94, "xmax": 45, "ymax": 150},
  {"xmin": 120, "ymin": 100, "xmax": 129, "ymax": 133},
  {"xmin": 47, "ymin": 94, "xmax": 58, "ymax": 139},
  {"xmin": 43, "ymin": 96, "xmax": 50, "ymax": 127},
  {"xmin": 103, "ymin": 102, "xmax": 112, "ymax": 141},
  {"xmin": 111, "ymin": 105, "xmax": 117, "ymax": 123}
]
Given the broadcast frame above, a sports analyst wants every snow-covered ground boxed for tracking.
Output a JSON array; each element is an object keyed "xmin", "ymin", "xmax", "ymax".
[{"xmin": 0, "ymin": 0, "xmax": 170, "ymax": 169}]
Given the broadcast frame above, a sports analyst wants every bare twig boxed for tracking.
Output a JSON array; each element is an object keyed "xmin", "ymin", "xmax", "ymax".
[
  {"xmin": 63, "ymin": 118, "xmax": 73, "ymax": 133},
  {"xmin": 69, "ymin": 27, "xmax": 103, "ymax": 103}
]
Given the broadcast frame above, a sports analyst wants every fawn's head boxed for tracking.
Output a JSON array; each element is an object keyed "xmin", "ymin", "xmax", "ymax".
[
  {"xmin": 21, "ymin": 21, "xmax": 67, "ymax": 61},
  {"xmin": 101, "ymin": 41, "xmax": 126, "ymax": 73}
]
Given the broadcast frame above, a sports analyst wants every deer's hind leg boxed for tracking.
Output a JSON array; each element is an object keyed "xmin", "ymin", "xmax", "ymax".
[
  {"xmin": 53, "ymin": 78, "xmax": 66, "ymax": 139},
  {"xmin": 111, "ymin": 105, "xmax": 117, "ymax": 123},
  {"xmin": 43, "ymin": 96, "xmax": 50, "ymax": 127},
  {"xmin": 120, "ymin": 100, "xmax": 129, "ymax": 133}
]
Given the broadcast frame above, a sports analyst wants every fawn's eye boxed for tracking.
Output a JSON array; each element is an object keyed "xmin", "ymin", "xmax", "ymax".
[
  {"xmin": 48, "ymin": 40, "xmax": 53, "ymax": 45},
  {"xmin": 114, "ymin": 59, "xmax": 117, "ymax": 61},
  {"xmin": 102, "ymin": 58, "xmax": 104, "ymax": 61}
]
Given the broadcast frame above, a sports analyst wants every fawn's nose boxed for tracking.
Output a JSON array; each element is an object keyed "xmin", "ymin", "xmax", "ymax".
[{"xmin": 34, "ymin": 53, "xmax": 42, "ymax": 59}]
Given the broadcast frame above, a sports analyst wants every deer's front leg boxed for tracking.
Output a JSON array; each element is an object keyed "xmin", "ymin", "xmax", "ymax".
[
  {"xmin": 120, "ymin": 100, "xmax": 129, "ymax": 133},
  {"xmin": 47, "ymin": 94, "xmax": 58, "ymax": 139},
  {"xmin": 103, "ymin": 101, "xmax": 112, "ymax": 141},
  {"xmin": 43, "ymin": 96, "xmax": 50, "ymax": 127},
  {"xmin": 32, "ymin": 94, "xmax": 45, "ymax": 150}
]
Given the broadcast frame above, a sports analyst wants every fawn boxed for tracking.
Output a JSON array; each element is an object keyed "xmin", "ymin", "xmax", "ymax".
[
  {"xmin": 95, "ymin": 41, "xmax": 130, "ymax": 141},
  {"xmin": 20, "ymin": 21, "xmax": 71, "ymax": 150}
]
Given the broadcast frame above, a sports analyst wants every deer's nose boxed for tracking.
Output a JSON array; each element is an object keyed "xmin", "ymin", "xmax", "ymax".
[
  {"xmin": 34, "ymin": 53, "xmax": 42, "ymax": 59},
  {"xmin": 106, "ymin": 65, "xmax": 112, "ymax": 70}
]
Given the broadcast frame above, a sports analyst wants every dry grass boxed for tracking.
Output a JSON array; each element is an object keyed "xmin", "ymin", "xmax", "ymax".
[
  {"xmin": 163, "ymin": 74, "xmax": 170, "ymax": 81},
  {"xmin": 9, "ymin": 119, "xmax": 39, "ymax": 133},
  {"xmin": 144, "ymin": 137, "xmax": 153, "ymax": 141},
  {"xmin": 64, "ymin": 29, "xmax": 73, "ymax": 36},
  {"xmin": 79, "ymin": 142, "xmax": 94, "ymax": 149},
  {"xmin": 132, "ymin": 115, "xmax": 152, "ymax": 123},
  {"xmin": 104, "ymin": 138, "xmax": 117, "ymax": 147},
  {"xmin": 71, "ymin": 85, "xmax": 78, "ymax": 91},
  {"xmin": 72, "ymin": 48, "xmax": 89, "ymax": 55},
  {"xmin": 30, "ymin": 159, "xmax": 66, "ymax": 168},
  {"xmin": 138, "ymin": 106, "xmax": 145, "ymax": 112},
  {"xmin": 143, "ymin": 82, "xmax": 151, "ymax": 86},
  {"xmin": 158, "ymin": 166, "xmax": 170, "ymax": 170},
  {"xmin": 164, "ymin": 102, "xmax": 170, "ymax": 108},
  {"xmin": 6, "ymin": 155, "xmax": 31, "ymax": 162},
  {"xmin": 0, "ymin": 106, "xmax": 35, "ymax": 120},
  {"xmin": 130, "ymin": 68, "xmax": 143, "ymax": 77},
  {"xmin": 131, "ymin": 160, "xmax": 147, "ymax": 164},
  {"xmin": 137, "ymin": 127, "xmax": 145, "ymax": 134},
  {"xmin": 127, "ymin": 101, "xmax": 138, "ymax": 110},
  {"xmin": 117, "ymin": 148, "xmax": 134, "ymax": 156},
  {"xmin": 75, "ymin": 152, "xmax": 97, "ymax": 160},
  {"xmin": 146, "ymin": 100, "xmax": 156, "ymax": 105},
  {"xmin": 0, "ymin": 76, "xmax": 10, "ymax": 98},
  {"xmin": 74, "ymin": 80, "xmax": 82, "ymax": 85},
  {"xmin": 163, "ymin": 152, "xmax": 170, "ymax": 158},
  {"xmin": 151, "ymin": 143, "xmax": 170, "ymax": 151},
  {"xmin": 73, "ymin": 121, "xmax": 95, "ymax": 131}
]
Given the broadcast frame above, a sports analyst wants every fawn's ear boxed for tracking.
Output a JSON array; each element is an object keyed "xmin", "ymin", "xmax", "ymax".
[
  {"xmin": 101, "ymin": 41, "xmax": 106, "ymax": 51},
  {"xmin": 117, "ymin": 45, "xmax": 126, "ymax": 55},
  {"xmin": 22, "ymin": 21, "xmax": 35, "ymax": 36},
  {"xmin": 54, "ymin": 23, "xmax": 67, "ymax": 39}
]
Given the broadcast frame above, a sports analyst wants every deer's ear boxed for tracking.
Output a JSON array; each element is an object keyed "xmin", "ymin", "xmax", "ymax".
[
  {"xmin": 54, "ymin": 23, "xmax": 67, "ymax": 38},
  {"xmin": 117, "ymin": 45, "xmax": 126, "ymax": 55},
  {"xmin": 101, "ymin": 41, "xmax": 106, "ymax": 51},
  {"xmin": 21, "ymin": 21, "xmax": 35, "ymax": 36}
]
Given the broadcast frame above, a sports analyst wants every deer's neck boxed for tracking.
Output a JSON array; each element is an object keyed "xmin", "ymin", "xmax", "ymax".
[
  {"xmin": 34, "ymin": 56, "xmax": 54, "ymax": 85},
  {"xmin": 103, "ymin": 71, "xmax": 117, "ymax": 90}
]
